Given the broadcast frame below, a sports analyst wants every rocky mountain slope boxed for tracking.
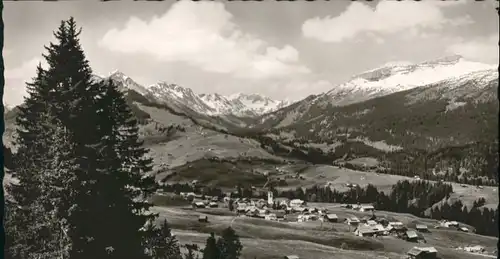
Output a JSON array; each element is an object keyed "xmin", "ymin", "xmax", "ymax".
[
  {"xmin": 106, "ymin": 71, "xmax": 289, "ymax": 117},
  {"xmin": 256, "ymin": 55, "xmax": 496, "ymax": 129},
  {"xmin": 4, "ymin": 55, "xmax": 498, "ymax": 186},
  {"xmin": 263, "ymin": 67, "xmax": 498, "ymax": 149}
]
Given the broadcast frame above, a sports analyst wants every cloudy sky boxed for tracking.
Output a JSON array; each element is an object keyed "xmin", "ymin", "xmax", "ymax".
[{"xmin": 3, "ymin": 0, "xmax": 498, "ymax": 107}]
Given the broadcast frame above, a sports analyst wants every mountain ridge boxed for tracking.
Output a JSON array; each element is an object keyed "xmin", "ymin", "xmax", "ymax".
[
  {"xmin": 103, "ymin": 71, "xmax": 291, "ymax": 117},
  {"xmin": 254, "ymin": 55, "xmax": 497, "ymax": 129}
]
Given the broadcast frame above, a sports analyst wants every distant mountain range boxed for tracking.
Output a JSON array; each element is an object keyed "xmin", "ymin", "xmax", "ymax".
[
  {"xmin": 256, "ymin": 55, "xmax": 496, "ymax": 128},
  {"xmin": 103, "ymin": 71, "xmax": 291, "ymax": 117},
  {"xmin": 4, "ymin": 54, "xmax": 498, "ymax": 185}
]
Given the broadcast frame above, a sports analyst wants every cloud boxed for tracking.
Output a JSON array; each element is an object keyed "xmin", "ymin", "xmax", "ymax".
[
  {"xmin": 446, "ymin": 34, "xmax": 499, "ymax": 64},
  {"xmin": 99, "ymin": 1, "xmax": 310, "ymax": 80},
  {"xmin": 4, "ymin": 57, "xmax": 48, "ymax": 107},
  {"xmin": 5, "ymin": 57, "xmax": 47, "ymax": 80},
  {"xmin": 302, "ymin": 0, "xmax": 472, "ymax": 43}
]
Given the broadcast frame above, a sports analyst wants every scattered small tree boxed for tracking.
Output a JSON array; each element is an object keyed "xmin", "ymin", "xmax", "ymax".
[
  {"xmin": 202, "ymin": 232, "xmax": 219, "ymax": 259},
  {"xmin": 217, "ymin": 227, "xmax": 243, "ymax": 259}
]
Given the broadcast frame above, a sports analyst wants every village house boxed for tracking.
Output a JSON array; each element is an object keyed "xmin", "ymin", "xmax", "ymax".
[
  {"xmin": 283, "ymin": 255, "xmax": 299, "ymax": 259},
  {"xmin": 346, "ymin": 217, "xmax": 361, "ymax": 226},
  {"xmin": 208, "ymin": 202, "xmax": 218, "ymax": 208},
  {"xmin": 388, "ymin": 221, "xmax": 405, "ymax": 228},
  {"xmin": 415, "ymin": 224, "xmax": 429, "ymax": 232},
  {"xmin": 293, "ymin": 206, "xmax": 308, "ymax": 213},
  {"xmin": 246, "ymin": 206, "xmax": 259, "ymax": 214},
  {"xmin": 440, "ymin": 220, "xmax": 459, "ymax": 228},
  {"xmin": 354, "ymin": 226, "xmax": 382, "ymax": 237},
  {"xmin": 463, "ymin": 245, "xmax": 485, "ymax": 253},
  {"xmin": 198, "ymin": 215, "xmax": 208, "ymax": 223},
  {"xmin": 258, "ymin": 209, "xmax": 269, "ymax": 215},
  {"xmin": 387, "ymin": 222, "xmax": 407, "ymax": 234},
  {"xmin": 275, "ymin": 198, "xmax": 290, "ymax": 208},
  {"xmin": 403, "ymin": 231, "xmax": 419, "ymax": 242},
  {"xmin": 406, "ymin": 247, "xmax": 438, "ymax": 259},
  {"xmin": 265, "ymin": 213, "xmax": 277, "ymax": 221},
  {"xmin": 365, "ymin": 220, "xmax": 378, "ymax": 226},
  {"xmin": 236, "ymin": 207, "xmax": 247, "ymax": 214},
  {"xmin": 359, "ymin": 204, "xmax": 375, "ymax": 212},
  {"xmin": 192, "ymin": 201, "xmax": 206, "ymax": 208},
  {"xmin": 290, "ymin": 199, "xmax": 305, "ymax": 207},
  {"xmin": 325, "ymin": 214, "xmax": 339, "ymax": 223},
  {"xmin": 376, "ymin": 218, "xmax": 389, "ymax": 226},
  {"xmin": 308, "ymin": 207, "xmax": 318, "ymax": 213},
  {"xmin": 458, "ymin": 227, "xmax": 469, "ymax": 232}
]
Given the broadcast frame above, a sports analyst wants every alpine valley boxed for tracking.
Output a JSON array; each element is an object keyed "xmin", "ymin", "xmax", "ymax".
[{"xmin": 4, "ymin": 54, "xmax": 499, "ymax": 208}]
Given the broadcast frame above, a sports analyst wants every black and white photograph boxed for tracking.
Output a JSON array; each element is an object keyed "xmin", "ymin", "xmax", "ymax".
[{"xmin": 1, "ymin": 1, "xmax": 499, "ymax": 259}]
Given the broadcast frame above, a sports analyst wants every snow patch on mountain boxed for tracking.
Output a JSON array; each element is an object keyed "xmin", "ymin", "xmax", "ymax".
[
  {"xmin": 226, "ymin": 93, "xmax": 291, "ymax": 116},
  {"xmin": 321, "ymin": 55, "xmax": 496, "ymax": 107},
  {"xmin": 108, "ymin": 70, "xmax": 151, "ymax": 96},
  {"xmin": 103, "ymin": 71, "xmax": 288, "ymax": 117}
]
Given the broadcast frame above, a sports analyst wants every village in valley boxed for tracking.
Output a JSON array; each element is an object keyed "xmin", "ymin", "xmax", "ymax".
[{"xmin": 149, "ymin": 177, "xmax": 497, "ymax": 259}]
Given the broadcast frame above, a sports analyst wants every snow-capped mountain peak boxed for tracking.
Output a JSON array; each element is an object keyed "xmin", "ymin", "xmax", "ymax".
[
  {"xmin": 322, "ymin": 55, "xmax": 496, "ymax": 107},
  {"xmin": 227, "ymin": 93, "xmax": 292, "ymax": 115},
  {"xmin": 107, "ymin": 70, "xmax": 150, "ymax": 96},
  {"xmin": 102, "ymin": 72, "xmax": 289, "ymax": 117}
]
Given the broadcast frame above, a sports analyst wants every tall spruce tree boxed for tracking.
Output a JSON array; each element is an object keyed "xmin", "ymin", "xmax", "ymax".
[
  {"xmin": 145, "ymin": 219, "xmax": 182, "ymax": 259},
  {"xmin": 7, "ymin": 17, "xmax": 158, "ymax": 259},
  {"xmin": 202, "ymin": 232, "xmax": 220, "ymax": 259},
  {"xmin": 7, "ymin": 107, "xmax": 75, "ymax": 259},
  {"xmin": 216, "ymin": 227, "xmax": 242, "ymax": 259}
]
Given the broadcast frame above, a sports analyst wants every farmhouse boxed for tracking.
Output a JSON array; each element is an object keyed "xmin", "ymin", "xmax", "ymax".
[
  {"xmin": 290, "ymin": 199, "xmax": 305, "ymax": 207},
  {"xmin": 354, "ymin": 226, "xmax": 380, "ymax": 237},
  {"xmin": 388, "ymin": 221, "xmax": 405, "ymax": 228},
  {"xmin": 359, "ymin": 205, "xmax": 375, "ymax": 212},
  {"xmin": 404, "ymin": 231, "xmax": 419, "ymax": 242},
  {"xmin": 325, "ymin": 214, "xmax": 339, "ymax": 222},
  {"xmin": 198, "ymin": 215, "xmax": 208, "ymax": 223},
  {"xmin": 366, "ymin": 220, "xmax": 378, "ymax": 226},
  {"xmin": 265, "ymin": 213, "xmax": 277, "ymax": 221},
  {"xmin": 192, "ymin": 201, "xmax": 206, "ymax": 208},
  {"xmin": 458, "ymin": 227, "xmax": 469, "ymax": 232},
  {"xmin": 407, "ymin": 247, "xmax": 438, "ymax": 259},
  {"xmin": 275, "ymin": 198, "xmax": 289, "ymax": 207},
  {"xmin": 463, "ymin": 245, "xmax": 485, "ymax": 253},
  {"xmin": 292, "ymin": 207, "xmax": 308, "ymax": 213},
  {"xmin": 284, "ymin": 255, "xmax": 299, "ymax": 259},
  {"xmin": 208, "ymin": 202, "xmax": 218, "ymax": 208},
  {"xmin": 415, "ymin": 224, "xmax": 429, "ymax": 232},
  {"xmin": 346, "ymin": 217, "xmax": 360, "ymax": 226},
  {"xmin": 440, "ymin": 220, "xmax": 459, "ymax": 228},
  {"xmin": 387, "ymin": 222, "xmax": 407, "ymax": 234}
]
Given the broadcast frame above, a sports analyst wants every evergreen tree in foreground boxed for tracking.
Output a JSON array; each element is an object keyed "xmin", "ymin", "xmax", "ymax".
[
  {"xmin": 202, "ymin": 232, "xmax": 219, "ymax": 259},
  {"xmin": 217, "ymin": 227, "xmax": 243, "ymax": 259},
  {"xmin": 7, "ymin": 17, "xmax": 158, "ymax": 259},
  {"xmin": 145, "ymin": 219, "xmax": 182, "ymax": 259}
]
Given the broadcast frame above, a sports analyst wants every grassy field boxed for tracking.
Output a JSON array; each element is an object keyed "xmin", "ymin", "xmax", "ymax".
[
  {"xmin": 151, "ymin": 205, "xmax": 498, "ymax": 259},
  {"xmin": 136, "ymin": 104, "xmax": 286, "ymax": 180},
  {"xmin": 289, "ymin": 165, "xmax": 499, "ymax": 209}
]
